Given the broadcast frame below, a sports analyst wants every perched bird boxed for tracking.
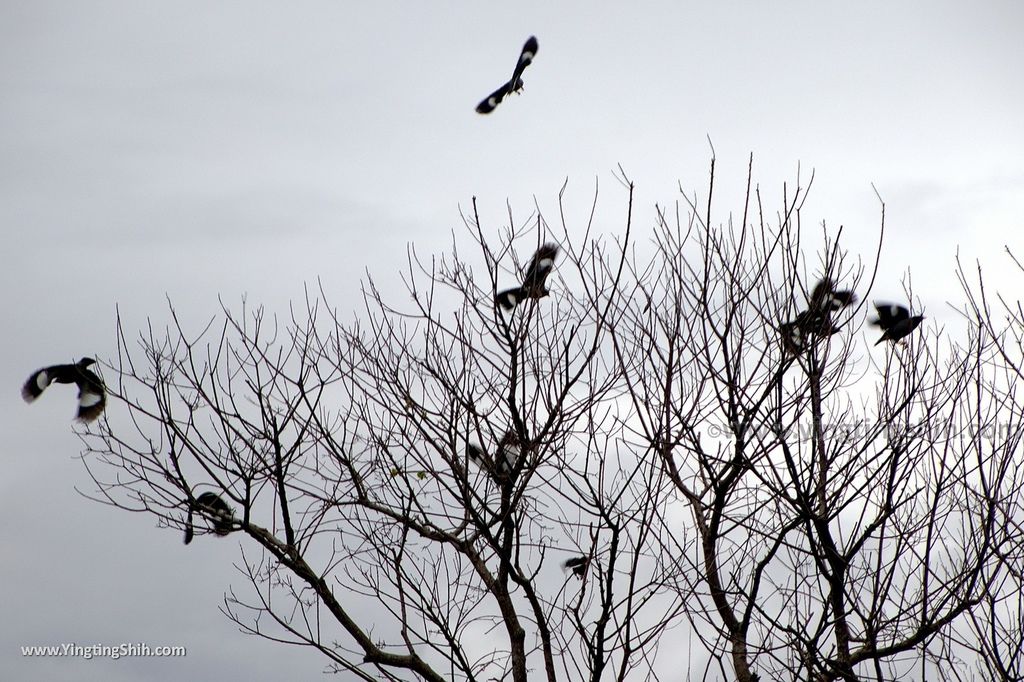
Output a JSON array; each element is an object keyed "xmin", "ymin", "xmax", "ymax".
[
  {"xmin": 465, "ymin": 430, "xmax": 524, "ymax": 480},
  {"xmin": 22, "ymin": 357, "xmax": 106, "ymax": 422},
  {"xmin": 495, "ymin": 429, "xmax": 524, "ymax": 478},
  {"xmin": 495, "ymin": 243, "xmax": 560, "ymax": 310},
  {"xmin": 871, "ymin": 303, "xmax": 925, "ymax": 345},
  {"xmin": 562, "ymin": 555, "xmax": 590, "ymax": 578},
  {"xmin": 476, "ymin": 36, "xmax": 539, "ymax": 114},
  {"xmin": 183, "ymin": 492, "xmax": 235, "ymax": 544}
]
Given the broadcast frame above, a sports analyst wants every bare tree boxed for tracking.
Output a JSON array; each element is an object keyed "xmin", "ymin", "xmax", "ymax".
[
  {"xmin": 83, "ymin": 179, "xmax": 686, "ymax": 681},
  {"xmin": 80, "ymin": 162, "xmax": 1024, "ymax": 681},
  {"xmin": 607, "ymin": 158, "xmax": 1024, "ymax": 681},
  {"xmin": 953, "ymin": 249, "xmax": 1024, "ymax": 682}
]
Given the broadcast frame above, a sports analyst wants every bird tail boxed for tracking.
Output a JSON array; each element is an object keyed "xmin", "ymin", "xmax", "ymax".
[{"xmin": 184, "ymin": 508, "xmax": 195, "ymax": 545}]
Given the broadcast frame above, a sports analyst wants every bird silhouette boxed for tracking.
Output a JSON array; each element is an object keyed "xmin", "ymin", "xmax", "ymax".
[
  {"xmin": 494, "ymin": 429, "xmax": 524, "ymax": 478},
  {"xmin": 476, "ymin": 36, "xmax": 539, "ymax": 114},
  {"xmin": 495, "ymin": 243, "xmax": 560, "ymax": 310},
  {"xmin": 465, "ymin": 429, "xmax": 524, "ymax": 481},
  {"xmin": 562, "ymin": 555, "xmax": 590, "ymax": 578},
  {"xmin": 779, "ymin": 278, "xmax": 856, "ymax": 354},
  {"xmin": 22, "ymin": 357, "xmax": 106, "ymax": 422},
  {"xmin": 809, "ymin": 278, "xmax": 856, "ymax": 313},
  {"xmin": 871, "ymin": 303, "xmax": 924, "ymax": 345},
  {"xmin": 183, "ymin": 492, "xmax": 235, "ymax": 544}
]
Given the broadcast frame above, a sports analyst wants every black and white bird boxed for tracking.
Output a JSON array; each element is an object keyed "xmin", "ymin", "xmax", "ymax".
[
  {"xmin": 494, "ymin": 429, "xmax": 524, "ymax": 478},
  {"xmin": 778, "ymin": 318, "xmax": 810, "ymax": 355},
  {"xmin": 183, "ymin": 492, "xmax": 235, "ymax": 545},
  {"xmin": 495, "ymin": 243, "xmax": 560, "ymax": 310},
  {"xmin": 871, "ymin": 303, "xmax": 925, "ymax": 345},
  {"xmin": 22, "ymin": 357, "xmax": 106, "ymax": 422},
  {"xmin": 465, "ymin": 430, "xmax": 524, "ymax": 480},
  {"xmin": 562, "ymin": 555, "xmax": 590, "ymax": 578},
  {"xmin": 476, "ymin": 36, "xmax": 539, "ymax": 114},
  {"xmin": 778, "ymin": 278, "xmax": 857, "ymax": 354},
  {"xmin": 809, "ymin": 278, "xmax": 857, "ymax": 314}
]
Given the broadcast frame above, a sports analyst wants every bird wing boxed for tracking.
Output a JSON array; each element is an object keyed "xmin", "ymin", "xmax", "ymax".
[
  {"xmin": 521, "ymin": 243, "xmax": 559, "ymax": 288},
  {"xmin": 495, "ymin": 287, "xmax": 524, "ymax": 310},
  {"xmin": 810, "ymin": 278, "xmax": 856, "ymax": 311},
  {"xmin": 829, "ymin": 290, "xmax": 857, "ymax": 309},
  {"xmin": 22, "ymin": 367, "xmax": 54, "ymax": 402},
  {"xmin": 75, "ymin": 367, "xmax": 106, "ymax": 422},
  {"xmin": 871, "ymin": 303, "xmax": 909, "ymax": 328},
  {"xmin": 509, "ymin": 36, "xmax": 539, "ymax": 87},
  {"xmin": 809, "ymin": 279, "xmax": 833, "ymax": 311},
  {"xmin": 476, "ymin": 82, "xmax": 512, "ymax": 114}
]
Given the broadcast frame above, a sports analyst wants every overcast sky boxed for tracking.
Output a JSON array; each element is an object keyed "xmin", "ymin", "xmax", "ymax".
[{"xmin": 2, "ymin": 1, "xmax": 1022, "ymax": 679}]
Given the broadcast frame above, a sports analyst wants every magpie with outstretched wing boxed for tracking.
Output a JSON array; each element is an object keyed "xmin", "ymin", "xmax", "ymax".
[
  {"xmin": 22, "ymin": 357, "xmax": 106, "ymax": 422},
  {"xmin": 562, "ymin": 555, "xmax": 590, "ymax": 578},
  {"xmin": 871, "ymin": 303, "xmax": 909, "ymax": 329},
  {"xmin": 809, "ymin": 278, "xmax": 857, "ymax": 313},
  {"xmin": 495, "ymin": 242, "xmax": 560, "ymax": 310},
  {"xmin": 476, "ymin": 36, "xmax": 539, "ymax": 114},
  {"xmin": 183, "ymin": 491, "xmax": 235, "ymax": 544},
  {"xmin": 871, "ymin": 302, "xmax": 924, "ymax": 345},
  {"xmin": 778, "ymin": 278, "xmax": 856, "ymax": 355}
]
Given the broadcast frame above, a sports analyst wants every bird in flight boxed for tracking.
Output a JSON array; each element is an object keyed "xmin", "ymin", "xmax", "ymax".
[
  {"xmin": 562, "ymin": 555, "xmax": 590, "ymax": 578},
  {"xmin": 495, "ymin": 242, "xmax": 560, "ymax": 310},
  {"xmin": 183, "ymin": 492, "xmax": 236, "ymax": 544},
  {"xmin": 871, "ymin": 303, "xmax": 925, "ymax": 345},
  {"xmin": 808, "ymin": 278, "xmax": 857, "ymax": 314},
  {"xmin": 476, "ymin": 36, "xmax": 539, "ymax": 114},
  {"xmin": 22, "ymin": 357, "xmax": 106, "ymax": 422},
  {"xmin": 778, "ymin": 278, "xmax": 857, "ymax": 354}
]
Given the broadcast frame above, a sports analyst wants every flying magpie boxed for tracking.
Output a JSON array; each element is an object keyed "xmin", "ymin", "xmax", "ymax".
[
  {"xmin": 871, "ymin": 303, "xmax": 925, "ymax": 345},
  {"xmin": 476, "ymin": 36, "xmax": 539, "ymax": 114},
  {"xmin": 778, "ymin": 278, "xmax": 856, "ymax": 354},
  {"xmin": 562, "ymin": 555, "xmax": 590, "ymax": 578},
  {"xmin": 495, "ymin": 242, "xmax": 560, "ymax": 310},
  {"xmin": 809, "ymin": 278, "xmax": 857, "ymax": 314},
  {"xmin": 22, "ymin": 357, "xmax": 106, "ymax": 422}
]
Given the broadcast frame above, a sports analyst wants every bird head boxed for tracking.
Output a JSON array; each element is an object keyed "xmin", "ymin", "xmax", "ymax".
[{"xmin": 78, "ymin": 357, "xmax": 97, "ymax": 368}]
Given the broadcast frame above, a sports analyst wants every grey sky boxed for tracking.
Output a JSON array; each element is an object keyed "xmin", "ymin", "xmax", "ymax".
[{"xmin": 2, "ymin": 1, "xmax": 1022, "ymax": 679}]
